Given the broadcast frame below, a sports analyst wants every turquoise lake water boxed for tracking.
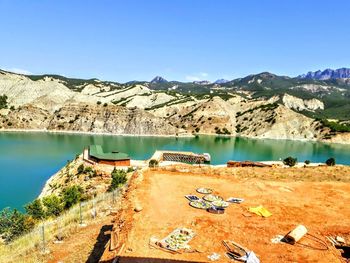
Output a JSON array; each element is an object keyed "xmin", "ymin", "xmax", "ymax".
[{"xmin": 0, "ymin": 132, "xmax": 349, "ymax": 210}]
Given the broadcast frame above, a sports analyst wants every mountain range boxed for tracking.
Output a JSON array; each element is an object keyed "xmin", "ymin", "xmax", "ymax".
[
  {"xmin": 149, "ymin": 67, "xmax": 350, "ymax": 84},
  {"xmin": 0, "ymin": 68, "xmax": 349, "ymax": 143},
  {"xmin": 298, "ymin": 68, "xmax": 350, "ymax": 80}
]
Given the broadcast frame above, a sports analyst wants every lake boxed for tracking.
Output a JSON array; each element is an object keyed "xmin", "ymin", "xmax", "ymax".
[{"xmin": 0, "ymin": 132, "xmax": 349, "ymax": 210}]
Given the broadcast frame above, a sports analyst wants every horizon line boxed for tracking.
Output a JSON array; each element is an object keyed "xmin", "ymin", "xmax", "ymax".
[{"xmin": 1, "ymin": 66, "xmax": 349, "ymax": 84}]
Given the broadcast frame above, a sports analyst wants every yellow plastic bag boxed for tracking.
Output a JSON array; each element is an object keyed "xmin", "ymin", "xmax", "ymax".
[{"xmin": 248, "ymin": 205, "xmax": 272, "ymax": 218}]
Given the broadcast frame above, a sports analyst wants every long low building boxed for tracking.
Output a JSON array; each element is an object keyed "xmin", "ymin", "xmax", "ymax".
[
  {"xmin": 150, "ymin": 150, "xmax": 211, "ymax": 164},
  {"xmin": 88, "ymin": 144, "xmax": 131, "ymax": 166}
]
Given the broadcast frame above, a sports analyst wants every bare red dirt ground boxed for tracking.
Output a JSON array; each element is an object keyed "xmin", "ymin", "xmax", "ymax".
[
  {"xmin": 102, "ymin": 166, "xmax": 350, "ymax": 263},
  {"xmin": 45, "ymin": 217, "xmax": 114, "ymax": 263}
]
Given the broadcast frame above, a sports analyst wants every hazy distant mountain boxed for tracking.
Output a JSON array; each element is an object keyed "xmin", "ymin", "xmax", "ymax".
[
  {"xmin": 193, "ymin": 80, "xmax": 211, "ymax": 85},
  {"xmin": 214, "ymin": 79, "xmax": 230, "ymax": 84},
  {"xmin": 298, "ymin": 68, "xmax": 350, "ymax": 80},
  {"xmin": 151, "ymin": 76, "xmax": 168, "ymax": 83}
]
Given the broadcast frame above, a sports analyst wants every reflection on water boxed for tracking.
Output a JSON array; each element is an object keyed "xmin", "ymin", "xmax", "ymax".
[{"xmin": 0, "ymin": 132, "xmax": 349, "ymax": 210}]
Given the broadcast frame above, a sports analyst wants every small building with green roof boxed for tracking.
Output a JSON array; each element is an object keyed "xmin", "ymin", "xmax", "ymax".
[{"xmin": 88, "ymin": 145, "xmax": 130, "ymax": 166}]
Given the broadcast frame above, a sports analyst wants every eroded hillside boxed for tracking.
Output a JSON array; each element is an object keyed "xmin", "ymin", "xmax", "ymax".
[{"xmin": 0, "ymin": 69, "xmax": 349, "ymax": 142}]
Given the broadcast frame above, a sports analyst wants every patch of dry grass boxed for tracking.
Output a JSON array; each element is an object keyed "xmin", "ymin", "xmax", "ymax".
[
  {"xmin": 0, "ymin": 187, "xmax": 125, "ymax": 263},
  {"xmin": 160, "ymin": 165, "xmax": 350, "ymax": 182}
]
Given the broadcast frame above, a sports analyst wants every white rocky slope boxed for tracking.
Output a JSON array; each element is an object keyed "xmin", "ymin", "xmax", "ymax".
[
  {"xmin": 282, "ymin": 94, "xmax": 324, "ymax": 111},
  {"xmin": 0, "ymin": 70, "xmax": 166, "ymax": 111},
  {"xmin": 149, "ymin": 95, "xmax": 331, "ymax": 140},
  {"xmin": 0, "ymin": 71, "xmax": 106, "ymax": 113},
  {"xmin": 1, "ymin": 102, "xmax": 180, "ymax": 135}
]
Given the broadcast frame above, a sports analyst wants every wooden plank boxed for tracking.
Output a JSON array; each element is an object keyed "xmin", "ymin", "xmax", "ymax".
[{"xmin": 110, "ymin": 230, "xmax": 119, "ymax": 251}]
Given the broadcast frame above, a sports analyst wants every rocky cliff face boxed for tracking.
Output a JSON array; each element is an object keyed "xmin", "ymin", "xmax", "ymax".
[
  {"xmin": 1, "ymin": 103, "xmax": 179, "ymax": 135},
  {"xmin": 299, "ymin": 68, "xmax": 350, "ymax": 80},
  {"xmin": 0, "ymin": 105, "xmax": 51, "ymax": 129},
  {"xmin": 148, "ymin": 96, "xmax": 330, "ymax": 141},
  {"xmin": 48, "ymin": 103, "xmax": 179, "ymax": 135},
  {"xmin": 282, "ymin": 94, "xmax": 324, "ymax": 111},
  {"xmin": 236, "ymin": 104, "xmax": 326, "ymax": 140}
]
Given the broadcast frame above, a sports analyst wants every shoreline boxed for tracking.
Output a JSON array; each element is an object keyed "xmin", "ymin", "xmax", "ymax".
[
  {"xmin": 1, "ymin": 128, "xmax": 350, "ymax": 145},
  {"xmin": 0, "ymin": 128, "xmax": 192, "ymax": 138},
  {"xmin": 38, "ymin": 158, "xmax": 348, "ymax": 199}
]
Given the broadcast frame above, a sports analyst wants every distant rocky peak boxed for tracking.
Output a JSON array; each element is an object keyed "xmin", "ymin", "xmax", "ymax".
[
  {"xmin": 193, "ymin": 80, "xmax": 211, "ymax": 85},
  {"xmin": 255, "ymin": 72, "xmax": 278, "ymax": 79},
  {"xmin": 214, "ymin": 79, "xmax": 230, "ymax": 84},
  {"xmin": 298, "ymin": 68, "xmax": 350, "ymax": 80},
  {"xmin": 151, "ymin": 76, "xmax": 168, "ymax": 83}
]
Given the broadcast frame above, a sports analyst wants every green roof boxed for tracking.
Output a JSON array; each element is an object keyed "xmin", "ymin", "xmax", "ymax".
[{"xmin": 89, "ymin": 145, "xmax": 130, "ymax": 161}]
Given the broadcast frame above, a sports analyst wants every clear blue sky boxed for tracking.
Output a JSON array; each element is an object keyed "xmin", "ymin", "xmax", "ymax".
[{"xmin": 1, "ymin": 0, "xmax": 350, "ymax": 82}]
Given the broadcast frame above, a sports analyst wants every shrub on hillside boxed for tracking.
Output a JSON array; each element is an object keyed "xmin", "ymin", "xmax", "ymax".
[
  {"xmin": 108, "ymin": 168, "xmax": 127, "ymax": 191},
  {"xmin": 84, "ymin": 166, "xmax": 93, "ymax": 173},
  {"xmin": 84, "ymin": 166, "xmax": 96, "ymax": 177},
  {"xmin": 42, "ymin": 195, "xmax": 64, "ymax": 217},
  {"xmin": 283, "ymin": 156, "xmax": 297, "ymax": 167},
  {"xmin": 127, "ymin": 167, "xmax": 134, "ymax": 173},
  {"xmin": 222, "ymin": 127, "xmax": 231, "ymax": 135},
  {"xmin": 62, "ymin": 185, "xmax": 83, "ymax": 209},
  {"xmin": 215, "ymin": 127, "xmax": 232, "ymax": 135},
  {"xmin": 326, "ymin": 157, "xmax": 335, "ymax": 166},
  {"xmin": 90, "ymin": 169, "xmax": 98, "ymax": 178},
  {"xmin": 0, "ymin": 208, "xmax": 35, "ymax": 243},
  {"xmin": 25, "ymin": 199, "xmax": 45, "ymax": 220},
  {"xmin": 0, "ymin": 95, "xmax": 8, "ymax": 109},
  {"xmin": 149, "ymin": 159, "xmax": 159, "ymax": 168},
  {"xmin": 77, "ymin": 164, "xmax": 84, "ymax": 174},
  {"xmin": 320, "ymin": 119, "xmax": 350, "ymax": 133}
]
